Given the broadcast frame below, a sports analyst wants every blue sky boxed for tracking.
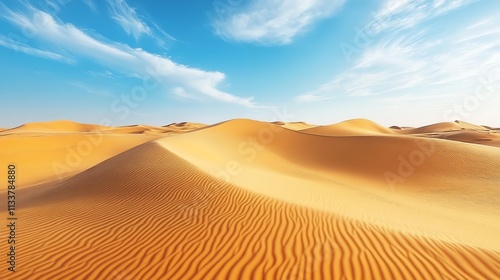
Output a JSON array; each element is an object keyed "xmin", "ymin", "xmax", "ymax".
[{"xmin": 1, "ymin": 0, "xmax": 500, "ymax": 128}]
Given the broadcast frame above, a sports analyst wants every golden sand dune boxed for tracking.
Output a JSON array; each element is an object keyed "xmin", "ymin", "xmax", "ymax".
[
  {"xmin": 0, "ymin": 120, "xmax": 206, "ymax": 136},
  {"xmin": 1, "ymin": 120, "xmax": 106, "ymax": 134},
  {"xmin": 395, "ymin": 121, "xmax": 462, "ymax": 134},
  {"xmin": 104, "ymin": 122, "xmax": 207, "ymax": 135},
  {"xmin": 161, "ymin": 119, "xmax": 500, "ymax": 237},
  {"xmin": 393, "ymin": 120, "xmax": 500, "ymax": 147},
  {"xmin": 397, "ymin": 120, "xmax": 488, "ymax": 135},
  {"xmin": 0, "ymin": 118, "xmax": 499, "ymax": 279},
  {"xmin": 0, "ymin": 133, "xmax": 159, "ymax": 187},
  {"xmin": 426, "ymin": 130, "xmax": 500, "ymax": 148},
  {"xmin": 0, "ymin": 120, "xmax": 206, "ymax": 187},
  {"xmin": 302, "ymin": 118, "xmax": 395, "ymax": 136},
  {"xmin": 271, "ymin": 121, "xmax": 317, "ymax": 131},
  {"xmin": 164, "ymin": 122, "xmax": 207, "ymax": 130}
]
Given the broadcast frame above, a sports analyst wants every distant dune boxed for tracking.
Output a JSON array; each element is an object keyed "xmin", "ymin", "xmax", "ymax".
[
  {"xmin": 301, "ymin": 118, "xmax": 395, "ymax": 136},
  {"xmin": 272, "ymin": 121, "xmax": 317, "ymax": 131},
  {"xmin": 0, "ymin": 118, "xmax": 499, "ymax": 279}
]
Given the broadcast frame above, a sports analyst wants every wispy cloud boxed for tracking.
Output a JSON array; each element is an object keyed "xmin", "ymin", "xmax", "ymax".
[
  {"xmin": 107, "ymin": 0, "xmax": 150, "ymax": 40},
  {"xmin": 213, "ymin": 0, "xmax": 345, "ymax": 45},
  {"xmin": 83, "ymin": 0, "xmax": 97, "ymax": 13},
  {"xmin": 0, "ymin": 34, "xmax": 74, "ymax": 63},
  {"xmin": 171, "ymin": 87, "xmax": 199, "ymax": 100},
  {"xmin": 366, "ymin": 0, "xmax": 476, "ymax": 34},
  {"xmin": 87, "ymin": 70, "xmax": 119, "ymax": 79},
  {"xmin": 106, "ymin": 0, "xmax": 175, "ymax": 48},
  {"xmin": 0, "ymin": 6, "xmax": 258, "ymax": 108},
  {"xmin": 296, "ymin": 16, "xmax": 500, "ymax": 103},
  {"xmin": 68, "ymin": 81, "xmax": 116, "ymax": 97}
]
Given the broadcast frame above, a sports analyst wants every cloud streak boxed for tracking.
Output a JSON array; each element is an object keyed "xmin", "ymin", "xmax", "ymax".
[
  {"xmin": 0, "ymin": 34, "xmax": 74, "ymax": 63},
  {"xmin": 107, "ymin": 0, "xmax": 150, "ymax": 40},
  {"xmin": 106, "ymin": 0, "xmax": 176, "ymax": 49},
  {"xmin": 213, "ymin": 0, "xmax": 345, "ymax": 45},
  {"xmin": 0, "ymin": 6, "xmax": 258, "ymax": 107},
  {"xmin": 83, "ymin": 0, "xmax": 97, "ymax": 13},
  {"xmin": 296, "ymin": 16, "xmax": 500, "ymax": 103},
  {"xmin": 367, "ymin": 0, "xmax": 476, "ymax": 34}
]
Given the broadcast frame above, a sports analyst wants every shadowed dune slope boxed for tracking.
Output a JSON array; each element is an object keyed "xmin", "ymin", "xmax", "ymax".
[{"xmin": 1, "ymin": 141, "xmax": 499, "ymax": 280}]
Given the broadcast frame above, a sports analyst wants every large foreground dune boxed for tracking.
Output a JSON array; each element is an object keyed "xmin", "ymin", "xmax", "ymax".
[{"xmin": 0, "ymin": 119, "xmax": 499, "ymax": 279}]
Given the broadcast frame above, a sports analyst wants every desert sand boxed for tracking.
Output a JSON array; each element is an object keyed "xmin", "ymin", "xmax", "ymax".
[{"xmin": 0, "ymin": 119, "xmax": 499, "ymax": 279}]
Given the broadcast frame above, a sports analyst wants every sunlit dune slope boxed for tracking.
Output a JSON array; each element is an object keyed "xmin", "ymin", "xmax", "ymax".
[
  {"xmin": 1, "ymin": 140, "xmax": 499, "ymax": 280},
  {"xmin": 1, "ymin": 120, "xmax": 107, "ymax": 134},
  {"xmin": 0, "ymin": 120, "xmax": 207, "ymax": 136},
  {"xmin": 271, "ymin": 121, "xmax": 317, "ymax": 131},
  {"xmin": 397, "ymin": 120, "xmax": 489, "ymax": 135},
  {"xmin": 0, "ymin": 133, "xmax": 159, "ymax": 187},
  {"xmin": 301, "ymin": 118, "xmax": 395, "ymax": 136},
  {"xmin": 164, "ymin": 122, "xmax": 207, "ymax": 130},
  {"xmin": 0, "ymin": 120, "xmax": 206, "ymax": 187},
  {"xmin": 162, "ymin": 119, "xmax": 500, "ymax": 200},
  {"xmin": 426, "ymin": 130, "xmax": 500, "ymax": 148},
  {"xmin": 394, "ymin": 120, "xmax": 500, "ymax": 147}
]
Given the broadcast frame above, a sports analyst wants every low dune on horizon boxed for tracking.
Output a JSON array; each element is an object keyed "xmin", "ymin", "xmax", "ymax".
[{"xmin": 1, "ymin": 118, "xmax": 500, "ymax": 279}]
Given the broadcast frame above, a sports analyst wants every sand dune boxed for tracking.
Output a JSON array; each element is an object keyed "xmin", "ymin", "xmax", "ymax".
[
  {"xmin": 0, "ymin": 120, "xmax": 206, "ymax": 136},
  {"xmin": 426, "ymin": 130, "xmax": 500, "ymax": 148},
  {"xmin": 164, "ymin": 122, "xmax": 207, "ymax": 130},
  {"xmin": 398, "ymin": 120, "xmax": 488, "ymax": 135},
  {"xmin": 0, "ymin": 120, "xmax": 206, "ymax": 187},
  {"xmin": 392, "ymin": 120, "xmax": 500, "ymax": 147},
  {"xmin": 0, "ymin": 118, "xmax": 499, "ymax": 279},
  {"xmin": 1, "ymin": 120, "xmax": 107, "ymax": 134},
  {"xmin": 302, "ymin": 119, "xmax": 395, "ymax": 136},
  {"xmin": 272, "ymin": 121, "xmax": 317, "ymax": 131},
  {"xmin": 397, "ymin": 121, "xmax": 463, "ymax": 134}
]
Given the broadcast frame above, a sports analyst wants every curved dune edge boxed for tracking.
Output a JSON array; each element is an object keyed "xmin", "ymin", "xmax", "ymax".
[
  {"xmin": 158, "ymin": 119, "xmax": 500, "ymax": 251},
  {"xmin": 0, "ymin": 142, "xmax": 499, "ymax": 279}
]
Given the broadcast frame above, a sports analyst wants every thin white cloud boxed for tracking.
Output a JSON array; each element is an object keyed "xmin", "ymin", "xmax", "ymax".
[
  {"xmin": 87, "ymin": 70, "xmax": 119, "ymax": 79},
  {"xmin": 147, "ymin": 19, "xmax": 177, "ymax": 49},
  {"xmin": 107, "ymin": 0, "xmax": 150, "ymax": 40},
  {"xmin": 68, "ymin": 81, "xmax": 115, "ymax": 97},
  {"xmin": 213, "ymin": 0, "xmax": 345, "ymax": 45},
  {"xmin": 171, "ymin": 87, "xmax": 199, "ymax": 100},
  {"xmin": 366, "ymin": 0, "xmax": 476, "ymax": 34},
  {"xmin": 83, "ymin": 0, "xmax": 97, "ymax": 13},
  {"xmin": 106, "ymin": 0, "xmax": 175, "ymax": 49},
  {"xmin": 296, "ymin": 16, "xmax": 500, "ymax": 103},
  {"xmin": 0, "ymin": 34, "xmax": 74, "ymax": 63},
  {"xmin": 0, "ymin": 6, "xmax": 258, "ymax": 108}
]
